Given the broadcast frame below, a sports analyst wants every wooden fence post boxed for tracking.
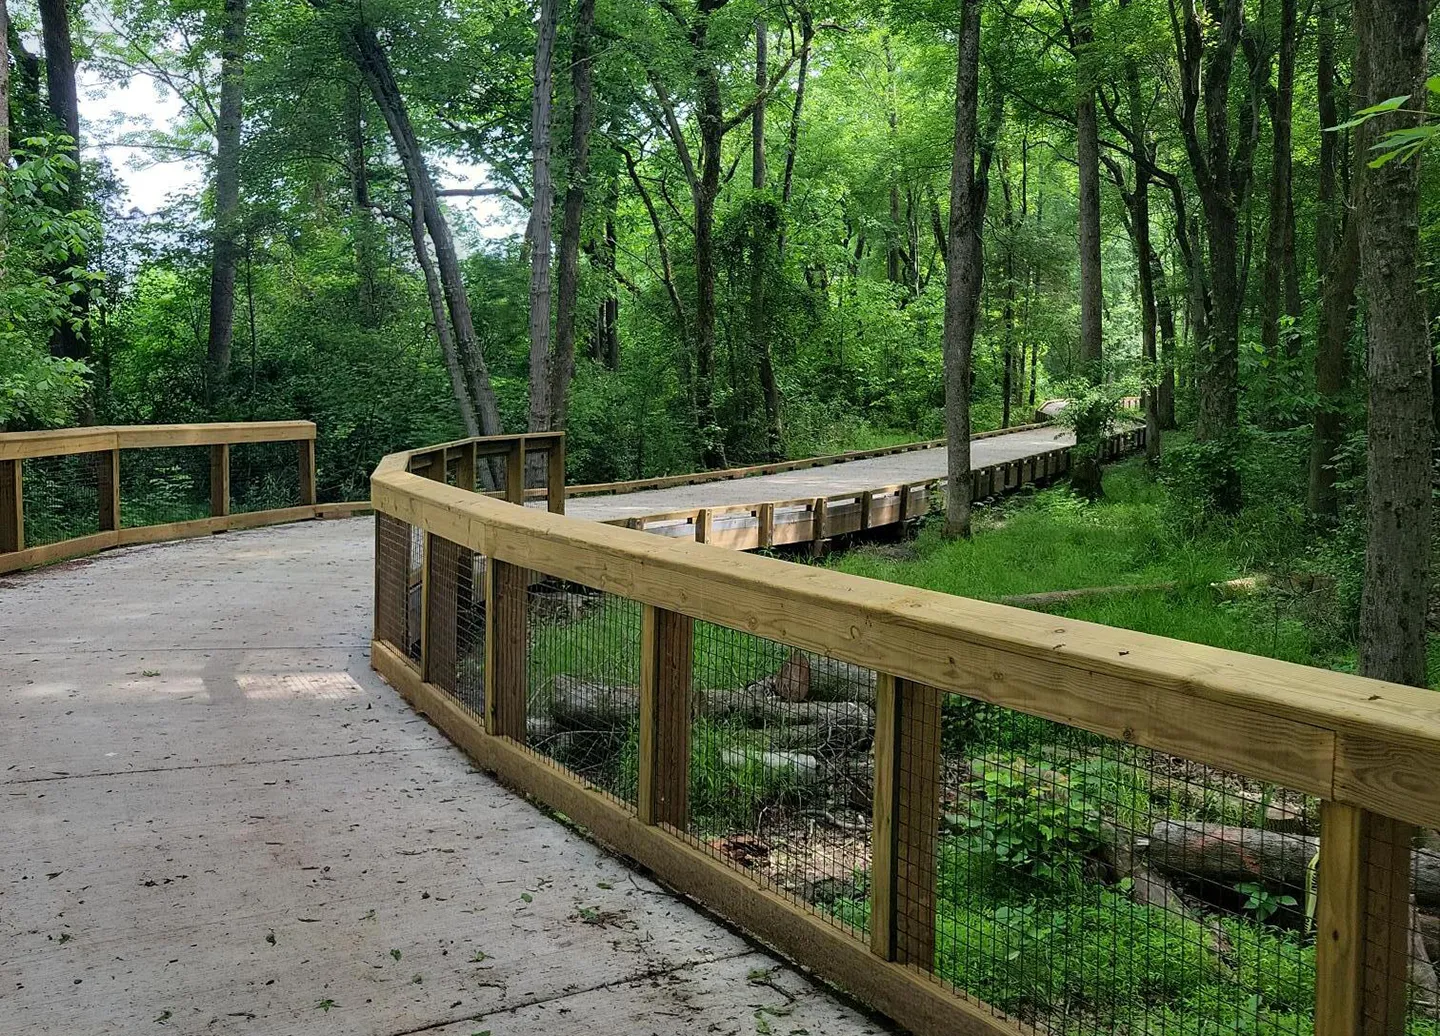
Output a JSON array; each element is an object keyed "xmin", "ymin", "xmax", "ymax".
[
  {"xmin": 638, "ymin": 605, "xmax": 694, "ymax": 828},
  {"xmin": 299, "ymin": 438, "xmax": 317, "ymax": 505},
  {"xmin": 456, "ymin": 442, "xmax": 478, "ymax": 492},
  {"xmin": 695, "ymin": 508, "xmax": 711, "ymax": 544},
  {"xmin": 811, "ymin": 497, "xmax": 828, "ymax": 556},
  {"xmin": 485, "ymin": 558, "xmax": 529, "ymax": 741},
  {"xmin": 871, "ymin": 675, "xmax": 942, "ymax": 966},
  {"xmin": 99, "ymin": 448, "xmax": 122, "ymax": 531},
  {"xmin": 1316, "ymin": 802, "xmax": 1415, "ymax": 1036},
  {"xmin": 209, "ymin": 444, "xmax": 230, "ymax": 518},
  {"xmin": 860, "ymin": 490, "xmax": 874, "ymax": 531},
  {"xmin": 0, "ymin": 459, "xmax": 22, "ymax": 553},
  {"xmin": 758, "ymin": 502, "xmax": 775, "ymax": 549},
  {"xmin": 547, "ymin": 437, "xmax": 566, "ymax": 514},
  {"xmin": 506, "ymin": 439, "xmax": 527, "ymax": 505}
]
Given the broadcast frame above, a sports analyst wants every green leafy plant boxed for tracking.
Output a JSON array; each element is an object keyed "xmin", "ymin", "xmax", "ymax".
[{"xmin": 1236, "ymin": 881, "xmax": 1297, "ymax": 922}]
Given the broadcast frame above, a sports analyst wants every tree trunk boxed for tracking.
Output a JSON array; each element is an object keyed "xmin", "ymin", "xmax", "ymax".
[
  {"xmin": 1154, "ymin": 248, "xmax": 1177, "ymax": 429},
  {"xmin": 942, "ymin": 0, "xmax": 984, "ymax": 539},
  {"xmin": 1306, "ymin": 0, "xmax": 1358, "ymax": 518},
  {"xmin": 38, "ymin": 0, "xmax": 85, "ymax": 363},
  {"xmin": 750, "ymin": 18, "xmax": 782, "ymax": 459},
  {"xmin": 1356, "ymin": 0, "xmax": 1430, "ymax": 688},
  {"xmin": 1071, "ymin": 0, "xmax": 1104, "ymax": 499},
  {"xmin": 1259, "ymin": 0, "xmax": 1299, "ymax": 360},
  {"xmin": 528, "ymin": 0, "xmax": 559, "ymax": 436},
  {"xmin": 352, "ymin": 23, "xmax": 503, "ymax": 435},
  {"xmin": 780, "ymin": 5, "xmax": 812, "ymax": 215},
  {"xmin": 693, "ymin": 12, "xmax": 727, "ymax": 467},
  {"xmin": 1, "ymin": 0, "xmax": 10, "ymax": 167},
  {"xmin": 550, "ymin": 0, "xmax": 596, "ymax": 429},
  {"xmin": 407, "ymin": 201, "xmax": 479, "ymax": 438},
  {"xmin": 206, "ymin": 0, "xmax": 247, "ymax": 388},
  {"xmin": 1000, "ymin": 174, "xmax": 1015, "ymax": 430}
]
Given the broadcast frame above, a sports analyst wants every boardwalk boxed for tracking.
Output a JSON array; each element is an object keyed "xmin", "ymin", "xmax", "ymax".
[{"xmin": 1, "ymin": 425, "xmax": 1062, "ymax": 1035}]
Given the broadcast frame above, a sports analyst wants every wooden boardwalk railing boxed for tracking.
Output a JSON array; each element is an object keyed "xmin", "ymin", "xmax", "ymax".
[
  {"xmin": 372, "ymin": 430, "xmax": 1440, "ymax": 1036},
  {"xmin": 0, "ymin": 421, "xmax": 365, "ymax": 574}
]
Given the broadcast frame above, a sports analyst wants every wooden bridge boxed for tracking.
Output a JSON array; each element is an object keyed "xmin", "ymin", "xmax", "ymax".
[{"xmin": 4, "ymin": 421, "xmax": 1436, "ymax": 1036}]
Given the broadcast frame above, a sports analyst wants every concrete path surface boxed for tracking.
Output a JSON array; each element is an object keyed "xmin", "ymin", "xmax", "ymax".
[{"xmin": 0, "ymin": 519, "xmax": 889, "ymax": 1036}]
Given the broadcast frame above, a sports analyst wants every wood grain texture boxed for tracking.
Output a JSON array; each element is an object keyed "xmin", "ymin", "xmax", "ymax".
[
  {"xmin": 870, "ymin": 672, "xmax": 899, "ymax": 960},
  {"xmin": 209, "ymin": 444, "xmax": 230, "ymax": 518},
  {"xmin": 894, "ymin": 679, "xmax": 941, "ymax": 969},
  {"xmin": 372, "ymin": 640, "xmax": 1031, "ymax": 1036},
  {"xmin": 486, "ymin": 559, "xmax": 529, "ymax": 741},
  {"xmin": 298, "ymin": 439, "xmax": 317, "ymax": 505},
  {"xmin": 2, "ymin": 458, "xmax": 23, "ymax": 552}
]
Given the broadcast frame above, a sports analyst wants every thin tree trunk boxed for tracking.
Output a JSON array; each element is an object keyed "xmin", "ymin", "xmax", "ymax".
[
  {"xmin": 206, "ymin": 0, "xmax": 247, "ymax": 387},
  {"xmin": 1120, "ymin": 0, "xmax": 1159, "ymax": 461},
  {"xmin": 38, "ymin": 0, "xmax": 85, "ymax": 363},
  {"xmin": 550, "ymin": 0, "xmax": 596, "ymax": 429},
  {"xmin": 693, "ymin": 10, "xmax": 727, "ymax": 467},
  {"xmin": 1154, "ymin": 248, "xmax": 1178, "ymax": 429},
  {"xmin": 1000, "ymin": 170, "xmax": 1015, "ymax": 429},
  {"xmin": 409, "ymin": 200, "xmax": 480, "ymax": 438},
  {"xmin": 1, "ymin": 0, "xmax": 10, "ymax": 166},
  {"xmin": 943, "ymin": 0, "xmax": 984, "ymax": 539},
  {"xmin": 528, "ymin": 0, "xmax": 559, "ymax": 436},
  {"xmin": 1306, "ymin": 0, "xmax": 1358, "ymax": 517},
  {"xmin": 780, "ymin": 4, "xmax": 812, "ymax": 214},
  {"xmin": 1357, "ymin": 0, "xmax": 1430, "ymax": 687},
  {"xmin": 1259, "ymin": 0, "xmax": 1298, "ymax": 359},
  {"xmin": 750, "ymin": 19, "xmax": 781, "ymax": 458},
  {"xmin": 352, "ymin": 23, "xmax": 503, "ymax": 435},
  {"xmin": 885, "ymin": 37, "xmax": 902, "ymax": 286},
  {"xmin": 1072, "ymin": 0, "xmax": 1104, "ymax": 499}
]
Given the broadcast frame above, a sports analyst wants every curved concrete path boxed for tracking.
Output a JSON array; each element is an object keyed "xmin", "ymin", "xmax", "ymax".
[{"xmin": 1, "ymin": 424, "xmax": 1069, "ymax": 1035}]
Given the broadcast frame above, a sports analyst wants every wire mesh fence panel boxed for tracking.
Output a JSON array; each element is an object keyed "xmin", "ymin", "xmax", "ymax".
[
  {"xmin": 230, "ymin": 441, "xmax": 301, "ymax": 514},
  {"xmin": 914, "ymin": 697, "xmax": 1318, "ymax": 1036},
  {"xmin": 120, "ymin": 447, "xmax": 210, "ymax": 528},
  {"xmin": 423, "ymin": 534, "xmax": 484, "ymax": 717},
  {"xmin": 669, "ymin": 621, "xmax": 875, "ymax": 941},
  {"xmin": 513, "ymin": 567, "xmax": 642, "ymax": 809},
  {"xmin": 374, "ymin": 514, "xmax": 414, "ymax": 662},
  {"xmin": 22, "ymin": 453, "xmax": 103, "ymax": 546}
]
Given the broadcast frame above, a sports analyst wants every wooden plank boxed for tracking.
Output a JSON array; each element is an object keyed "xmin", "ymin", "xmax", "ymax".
[
  {"xmin": 694, "ymin": 509, "xmax": 711, "ymax": 544},
  {"xmin": 638, "ymin": 607, "xmax": 693, "ymax": 828},
  {"xmin": 97, "ymin": 449, "xmax": 122, "ymax": 532},
  {"xmin": 0, "ymin": 531, "xmax": 118, "ymax": 575},
  {"xmin": 1, "ymin": 458, "xmax": 23, "ymax": 552},
  {"xmin": 758, "ymin": 502, "xmax": 775, "ymax": 549},
  {"xmin": 505, "ymin": 440, "xmax": 526, "ymax": 505},
  {"xmin": 485, "ymin": 559, "xmax": 528, "ymax": 741},
  {"xmin": 1316, "ymin": 803, "xmax": 1415, "ymax": 1036},
  {"xmin": 894, "ymin": 679, "xmax": 941, "ymax": 968},
  {"xmin": 209, "ymin": 444, "xmax": 230, "ymax": 518},
  {"xmin": 860, "ymin": 490, "xmax": 874, "ymax": 531},
  {"xmin": 299, "ymin": 438, "xmax": 317, "ymax": 505},
  {"xmin": 373, "ymin": 640, "xmax": 1032, "ymax": 1036},
  {"xmin": 112, "ymin": 505, "xmax": 322, "ymax": 545},
  {"xmin": 111, "ymin": 421, "xmax": 315, "ymax": 449},
  {"xmin": 546, "ymin": 437, "xmax": 566, "ymax": 514},
  {"xmin": 455, "ymin": 443, "xmax": 478, "ymax": 492},
  {"xmin": 0, "ymin": 428, "xmax": 117, "ymax": 461},
  {"xmin": 811, "ymin": 497, "xmax": 827, "ymax": 556},
  {"xmin": 870, "ymin": 672, "xmax": 899, "ymax": 960}
]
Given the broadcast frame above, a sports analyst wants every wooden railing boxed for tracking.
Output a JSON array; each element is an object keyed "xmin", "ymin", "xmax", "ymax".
[
  {"xmin": 0, "ymin": 421, "xmax": 365, "ymax": 574},
  {"xmin": 371, "ymin": 430, "xmax": 1440, "ymax": 1036}
]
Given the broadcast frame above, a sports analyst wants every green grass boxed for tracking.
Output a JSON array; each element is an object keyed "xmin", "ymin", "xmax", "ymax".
[{"xmin": 829, "ymin": 457, "xmax": 1352, "ymax": 675}]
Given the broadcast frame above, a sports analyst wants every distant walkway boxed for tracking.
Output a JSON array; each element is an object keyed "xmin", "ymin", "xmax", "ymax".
[
  {"xmin": 565, "ymin": 424, "xmax": 1076, "ymax": 522},
  {"xmin": 0, "ymin": 520, "xmax": 887, "ymax": 1035}
]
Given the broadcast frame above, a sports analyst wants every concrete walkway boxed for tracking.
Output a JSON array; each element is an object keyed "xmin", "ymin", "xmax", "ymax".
[{"xmin": 0, "ymin": 519, "xmax": 888, "ymax": 1036}]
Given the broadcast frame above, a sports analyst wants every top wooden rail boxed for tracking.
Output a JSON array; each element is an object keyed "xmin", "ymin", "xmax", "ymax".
[{"xmin": 0, "ymin": 420, "xmax": 316, "ymax": 461}]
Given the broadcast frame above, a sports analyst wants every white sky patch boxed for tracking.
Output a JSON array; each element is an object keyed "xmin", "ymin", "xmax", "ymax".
[{"xmin": 80, "ymin": 66, "xmax": 527, "ymax": 242}]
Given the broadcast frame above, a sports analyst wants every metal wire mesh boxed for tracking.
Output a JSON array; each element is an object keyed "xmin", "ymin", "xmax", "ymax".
[
  {"xmin": 230, "ymin": 441, "xmax": 301, "ymax": 513},
  {"xmin": 21, "ymin": 453, "xmax": 103, "ymax": 546},
  {"xmin": 119, "ymin": 447, "xmax": 210, "ymax": 528},
  {"xmin": 374, "ymin": 513, "xmax": 414, "ymax": 662},
  {"xmin": 1361, "ymin": 819, "xmax": 1440, "ymax": 1035},
  {"xmin": 914, "ymin": 697, "xmax": 1318, "ymax": 1036},
  {"xmin": 423, "ymin": 534, "xmax": 484, "ymax": 716},
  {"xmin": 676, "ymin": 622, "xmax": 876, "ymax": 941},
  {"xmin": 518, "ymin": 567, "xmax": 642, "ymax": 809}
]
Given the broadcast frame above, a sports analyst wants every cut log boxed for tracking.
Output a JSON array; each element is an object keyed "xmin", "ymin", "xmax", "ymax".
[
  {"xmin": 1148, "ymin": 820, "xmax": 1440, "ymax": 909},
  {"xmin": 547, "ymin": 674, "xmax": 639, "ymax": 731},
  {"xmin": 695, "ymin": 686, "xmax": 873, "ymax": 731},
  {"xmin": 760, "ymin": 720, "xmax": 870, "ymax": 755},
  {"xmin": 720, "ymin": 747, "xmax": 822, "ymax": 783},
  {"xmin": 1095, "ymin": 821, "xmax": 1232, "ymax": 959}
]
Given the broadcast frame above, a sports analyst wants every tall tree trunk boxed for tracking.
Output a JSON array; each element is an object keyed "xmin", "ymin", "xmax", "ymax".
[
  {"xmin": 550, "ymin": 0, "xmax": 596, "ymax": 429},
  {"xmin": 528, "ymin": 0, "xmax": 559, "ymax": 435},
  {"xmin": 1259, "ymin": 0, "xmax": 1298, "ymax": 360},
  {"xmin": 693, "ymin": 9, "xmax": 727, "ymax": 467},
  {"xmin": 1120, "ymin": 0, "xmax": 1159, "ymax": 461},
  {"xmin": 1072, "ymin": 0, "xmax": 1105, "ymax": 498},
  {"xmin": 352, "ymin": 23, "xmax": 503, "ymax": 435},
  {"xmin": 1357, "ymin": 0, "xmax": 1430, "ymax": 687},
  {"xmin": 1000, "ymin": 170, "xmax": 1015, "ymax": 429},
  {"xmin": 206, "ymin": 0, "xmax": 247, "ymax": 388},
  {"xmin": 884, "ymin": 38, "xmax": 903, "ymax": 286},
  {"xmin": 409, "ymin": 200, "xmax": 480, "ymax": 438},
  {"xmin": 1, "ymin": 0, "xmax": 10, "ymax": 167},
  {"xmin": 38, "ymin": 0, "xmax": 85, "ymax": 363},
  {"xmin": 347, "ymin": 83, "xmax": 381, "ymax": 328},
  {"xmin": 1153, "ymin": 248, "xmax": 1178, "ymax": 429},
  {"xmin": 780, "ymin": 4, "xmax": 811, "ymax": 213},
  {"xmin": 943, "ymin": 0, "xmax": 985, "ymax": 539},
  {"xmin": 750, "ymin": 20, "xmax": 782, "ymax": 458},
  {"xmin": 1306, "ymin": 0, "xmax": 1359, "ymax": 517}
]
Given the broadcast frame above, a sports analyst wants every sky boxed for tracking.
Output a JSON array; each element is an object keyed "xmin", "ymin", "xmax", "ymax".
[{"xmin": 80, "ymin": 66, "xmax": 525, "ymax": 239}]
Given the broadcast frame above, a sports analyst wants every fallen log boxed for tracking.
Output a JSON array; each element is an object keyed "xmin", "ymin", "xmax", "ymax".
[
  {"xmin": 771, "ymin": 651, "xmax": 878, "ymax": 704},
  {"xmin": 548, "ymin": 675, "xmax": 639, "ymax": 731},
  {"xmin": 720, "ymin": 747, "xmax": 823, "ymax": 783},
  {"xmin": 695, "ymin": 686, "xmax": 873, "ymax": 732},
  {"xmin": 1147, "ymin": 821, "xmax": 1440, "ymax": 909},
  {"xmin": 1096, "ymin": 822, "xmax": 1232, "ymax": 959}
]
